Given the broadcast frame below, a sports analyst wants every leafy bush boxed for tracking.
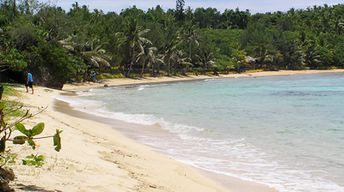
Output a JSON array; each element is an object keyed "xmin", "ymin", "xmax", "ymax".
[
  {"xmin": 25, "ymin": 42, "xmax": 87, "ymax": 89},
  {"xmin": 0, "ymin": 97, "xmax": 62, "ymax": 191},
  {"xmin": 0, "ymin": 49, "xmax": 27, "ymax": 71}
]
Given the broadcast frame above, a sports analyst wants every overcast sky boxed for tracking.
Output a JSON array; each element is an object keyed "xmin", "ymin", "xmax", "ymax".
[{"xmin": 42, "ymin": 0, "xmax": 343, "ymax": 13}]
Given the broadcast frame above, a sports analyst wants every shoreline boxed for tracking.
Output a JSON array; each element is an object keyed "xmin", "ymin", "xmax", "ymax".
[
  {"xmin": 8, "ymin": 85, "xmax": 274, "ymax": 191},
  {"xmin": 12, "ymin": 86, "xmax": 230, "ymax": 192},
  {"xmin": 63, "ymin": 69, "xmax": 344, "ymax": 91},
  {"xmin": 11, "ymin": 70, "xmax": 344, "ymax": 191},
  {"xmin": 54, "ymin": 99, "xmax": 276, "ymax": 192}
]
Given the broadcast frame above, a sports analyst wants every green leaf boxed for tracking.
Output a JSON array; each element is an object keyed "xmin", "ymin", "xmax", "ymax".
[
  {"xmin": 31, "ymin": 123, "xmax": 45, "ymax": 136},
  {"xmin": 28, "ymin": 139, "xmax": 36, "ymax": 150},
  {"xmin": 53, "ymin": 129, "xmax": 62, "ymax": 152},
  {"xmin": 13, "ymin": 136, "xmax": 28, "ymax": 145},
  {"xmin": 0, "ymin": 136, "xmax": 6, "ymax": 153},
  {"xmin": 22, "ymin": 154, "xmax": 45, "ymax": 167},
  {"xmin": 16, "ymin": 123, "xmax": 30, "ymax": 136}
]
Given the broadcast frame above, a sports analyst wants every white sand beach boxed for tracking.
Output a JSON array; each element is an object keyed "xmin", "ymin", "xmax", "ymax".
[{"xmin": 10, "ymin": 69, "xmax": 344, "ymax": 192}]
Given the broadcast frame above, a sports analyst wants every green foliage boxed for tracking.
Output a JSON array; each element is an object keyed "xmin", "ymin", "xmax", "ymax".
[
  {"xmin": 200, "ymin": 29, "xmax": 243, "ymax": 71},
  {"xmin": 7, "ymin": 16, "xmax": 39, "ymax": 51},
  {"xmin": 26, "ymin": 41, "xmax": 87, "ymax": 88},
  {"xmin": 97, "ymin": 73, "xmax": 125, "ymax": 79},
  {"xmin": 15, "ymin": 122, "xmax": 44, "ymax": 138},
  {"xmin": 0, "ymin": 86, "xmax": 25, "ymax": 118},
  {"xmin": 1, "ymin": 85, "xmax": 18, "ymax": 97},
  {"xmin": 0, "ymin": 48, "xmax": 27, "ymax": 71},
  {"xmin": 0, "ymin": 88, "xmax": 62, "ymax": 190},
  {"xmin": 31, "ymin": 123, "xmax": 44, "ymax": 136},
  {"xmin": 13, "ymin": 136, "xmax": 26, "ymax": 145},
  {"xmin": 1, "ymin": 1, "xmax": 344, "ymax": 87},
  {"xmin": 53, "ymin": 130, "xmax": 62, "ymax": 152},
  {"xmin": 22, "ymin": 154, "xmax": 45, "ymax": 167},
  {"xmin": 13, "ymin": 122, "xmax": 61, "ymax": 151},
  {"xmin": 0, "ymin": 151, "xmax": 16, "ymax": 167},
  {"xmin": 15, "ymin": 123, "xmax": 29, "ymax": 136}
]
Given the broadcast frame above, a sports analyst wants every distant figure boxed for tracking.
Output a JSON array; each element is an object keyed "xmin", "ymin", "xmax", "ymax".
[
  {"xmin": 90, "ymin": 71, "xmax": 97, "ymax": 82},
  {"xmin": 25, "ymin": 71, "xmax": 34, "ymax": 94}
]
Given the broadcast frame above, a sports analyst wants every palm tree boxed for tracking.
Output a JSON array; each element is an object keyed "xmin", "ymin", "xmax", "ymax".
[
  {"xmin": 81, "ymin": 46, "xmax": 111, "ymax": 69},
  {"xmin": 166, "ymin": 49, "xmax": 191, "ymax": 75},
  {"xmin": 163, "ymin": 28, "xmax": 183, "ymax": 76},
  {"xmin": 136, "ymin": 46, "xmax": 164, "ymax": 78},
  {"xmin": 59, "ymin": 36, "xmax": 111, "ymax": 69},
  {"xmin": 263, "ymin": 51, "xmax": 284, "ymax": 70},
  {"xmin": 122, "ymin": 18, "xmax": 152, "ymax": 77},
  {"xmin": 180, "ymin": 24, "xmax": 199, "ymax": 61},
  {"xmin": 146, "ymin": 47, "xmax": 164, "ymax": 77},
  {"xmin": 195, "ymin": 50, "xmax": 215, "ymax": 73},
  {"xmin": 303, "ymin": 40, "xmax": 321, "ymax": 69},
  {"xmin": 136, "ymin": 43, "xmax": 152, "ymax": 78},
  {"xmin": 164, "ymin": 45, "xmax": 178, "ymax": 76}
]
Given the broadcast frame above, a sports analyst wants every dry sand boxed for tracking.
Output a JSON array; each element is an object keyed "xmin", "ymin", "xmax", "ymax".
[
  {"xmin": 63, "ymin": 69, "xmax": 344, "ymax": 91},
  {"xmin": 10, "ymin": 70, "xmax": 344, "ymax": 192}
]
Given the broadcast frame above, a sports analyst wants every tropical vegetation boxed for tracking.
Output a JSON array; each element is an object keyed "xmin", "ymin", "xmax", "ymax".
[{"xmin": 0, "ymin": 0, "xmax": 344, "ymax": 88}]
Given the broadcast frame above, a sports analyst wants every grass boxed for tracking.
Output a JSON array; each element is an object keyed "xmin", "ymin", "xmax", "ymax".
[
  {"xmin": 245, "ymin": 69, "xmax": 264, "ymax": 73},
  {"xmin": 3, "ymin": 84, "xmax": 17, "ymax": 96},
  {"xmin": 97, "ymin": 73, "xmax": 125, "ymax": 79},
  {"xmin": 0, "ymin": 84, "xmax": 25, "ymax": 118}
]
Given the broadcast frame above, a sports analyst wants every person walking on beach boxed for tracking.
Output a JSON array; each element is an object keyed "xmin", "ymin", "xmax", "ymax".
[{"xmin": 25, "ymin": 70, "xmax": 34, "ymax": 94}]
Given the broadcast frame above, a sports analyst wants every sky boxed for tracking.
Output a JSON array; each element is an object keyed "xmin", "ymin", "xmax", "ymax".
[{"xmin": 41, "ymin": 0, "xmax": 343, "ymax": 13}]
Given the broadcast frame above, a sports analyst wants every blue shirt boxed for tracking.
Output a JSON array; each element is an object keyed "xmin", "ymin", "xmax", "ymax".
[{"xmin": 27, "ymin": 73, "xmax": 33, "ymax": 82}]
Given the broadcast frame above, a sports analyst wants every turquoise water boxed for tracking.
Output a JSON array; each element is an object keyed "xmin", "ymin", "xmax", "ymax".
[{"xmin": 59, "ymin": 73, "xmax": 344, "ymax": 192}]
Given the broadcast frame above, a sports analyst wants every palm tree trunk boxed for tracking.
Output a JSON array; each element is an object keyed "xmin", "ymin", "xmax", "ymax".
[
  {"xmin": 126, "ymin": 49, "xmax": 135, "ymax": 77},
  {"xmin": 140, "ymin": 60, "xmax": 145, "ymax": 78},
  {"xmin": 151, "ymin": 62, "xmax": 155, "ymax": 77},
  {"xmin": 157, "ymin": 62, "xmax": 160, "ymax": 76},
  {"xmin": 167, "ymin": 62, "xmax": 171, "ymax": 76},
  {"xmin": 13, "ymin": 0, "xmax": 16, "ymax": 16},
  {"xmin": 189, "ymin": 43, "xmax": 192, "ymax": 60},
  {"xmin": 127, "ymin": 61, "xmax": 133, "ymax": 77}
]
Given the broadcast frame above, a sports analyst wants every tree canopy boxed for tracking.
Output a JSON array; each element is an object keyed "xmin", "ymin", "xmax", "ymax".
[{"xmin": 1, "ymin": 1, "xmax": 344, "ymax": 88}]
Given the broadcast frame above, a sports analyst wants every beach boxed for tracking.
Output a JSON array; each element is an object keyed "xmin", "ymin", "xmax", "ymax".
[
  {"xmin": 10, "ymin": 69, "xmax": 344, "ymax": 192},
  {"xmin": 10, "ymin": 86, "xmax": 229, "ymax": 192},
  {"xmin": 63, "ymin": 69, "xmax": 344, "ymax": 91}
]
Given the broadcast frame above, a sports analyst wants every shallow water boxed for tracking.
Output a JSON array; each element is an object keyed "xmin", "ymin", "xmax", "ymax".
[{"xmin": 59, "ymin": 73, "xmax": 344, "ymax": 192}]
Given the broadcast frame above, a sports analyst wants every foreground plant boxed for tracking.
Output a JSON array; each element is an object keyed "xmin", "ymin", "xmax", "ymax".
[
  {"xmin": 0, "ymin": 105, "xmax": 62, "ymax": 191},
  {"xmin": 22, "ymin": 154, "xmax": 45, "ymax": 167}
]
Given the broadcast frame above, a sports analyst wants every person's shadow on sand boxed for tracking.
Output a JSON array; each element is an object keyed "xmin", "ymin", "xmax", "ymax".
[{"xmin": 15, "ymin": 184, "xmax": 62, "ymax": 192}]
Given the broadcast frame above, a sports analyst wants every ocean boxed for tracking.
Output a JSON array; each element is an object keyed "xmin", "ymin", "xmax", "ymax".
[{"xmin": 58, "ymin": 73, "xmax": 344, "ymax": 192}]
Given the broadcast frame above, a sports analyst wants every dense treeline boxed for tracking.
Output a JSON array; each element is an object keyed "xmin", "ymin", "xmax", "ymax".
[{"xmin": 0, "ymin": 0, "xmax": 344, "ymax": 88}]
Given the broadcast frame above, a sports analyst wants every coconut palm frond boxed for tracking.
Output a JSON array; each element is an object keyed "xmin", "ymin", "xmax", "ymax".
[
  {"xmin": 139, "ymin": 37, "xmax": 152, "ymax": 45},
  {"xmin": 88, "ymin": 58, "xmax": 100, "ymax": 68},
  {"xmin": 94, "ymin": 45, "xmax": 103, "ymax": 51},
  {"xmin": 138, "ymin": 29, "xmax": 151, "ymax": 36},
  {"xmin": 149, "ymin": 47, "xmax": 158, "ymax": 52},
  {"xmin": 92, "ymin": 56, "xmax": 111, "ymax": 68},
  {"xmin": 136, "ymin": 51, "xmax": 145, "ymax": 62},
  {"xmin": 180, "ymin": 60, "xmax": 193, "ymax": 66}
]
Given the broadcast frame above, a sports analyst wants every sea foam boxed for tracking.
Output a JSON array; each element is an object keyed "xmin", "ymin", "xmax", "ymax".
[{"xmin": 56, "ymin": 75, "xmax": 344, "ymax": 192}]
